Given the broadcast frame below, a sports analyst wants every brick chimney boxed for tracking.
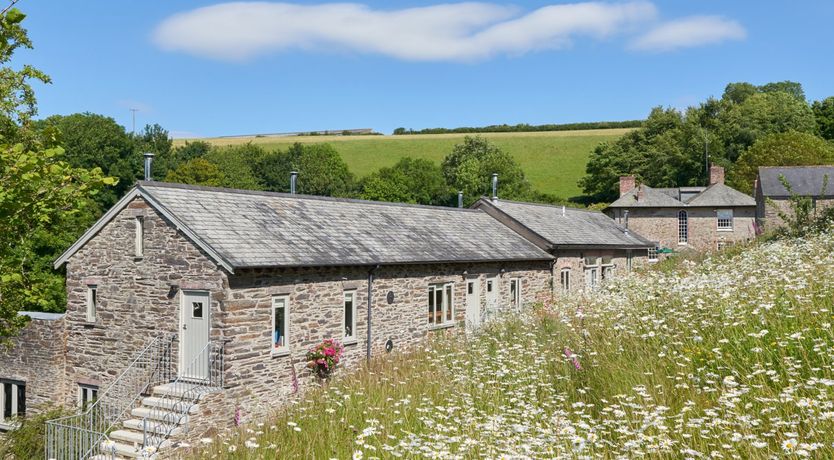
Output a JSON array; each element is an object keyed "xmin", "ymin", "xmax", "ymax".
[
  {"xmin": 709, "ymin": 165, "xmax": 725, "ymax": 185},
  {"xmin": 619, "ymin": 175, "xmax": 636, "ymax": 197}
]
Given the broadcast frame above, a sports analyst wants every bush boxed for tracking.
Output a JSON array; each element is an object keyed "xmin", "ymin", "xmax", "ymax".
[{"xmin": 0, "ymin": 407, "xmax": 69, "ymax": 459}]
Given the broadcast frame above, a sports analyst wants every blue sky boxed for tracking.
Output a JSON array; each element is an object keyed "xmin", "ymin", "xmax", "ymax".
[{"xmin": 14, "ymin": 1, "xmax": 834, "ymax": 137}]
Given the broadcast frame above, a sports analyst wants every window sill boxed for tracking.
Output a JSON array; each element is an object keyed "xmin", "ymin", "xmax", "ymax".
[
  {"xmin": 271, "ymin": 349, "xmax": 291, "ymax": 358},
  {"xmin": 343, "ymin": 339, "xmax": 358, "ymax": 346},
  {"xmin": 717, "ymin": 228, "xmax": 733, "ymax": 232},
  {"xmin": 428, "ymin": 323, "xmax": 455, "ymax": 331},
  {"xmin": 0, "ymin": 421, "xmax": 19, "ymax": 431},
  {"xmin": 648, "ymin": 259, "xmax": 659, "ymax": 263}
]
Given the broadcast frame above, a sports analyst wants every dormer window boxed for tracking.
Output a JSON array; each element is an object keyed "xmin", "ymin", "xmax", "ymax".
[{"xmin": 135, "ymin": 217, "xmax": 144, "ymax": 257}]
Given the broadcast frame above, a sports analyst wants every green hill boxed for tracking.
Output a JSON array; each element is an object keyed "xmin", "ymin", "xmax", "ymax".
[{"xmin": 175, "ymin": 129, "xmax": 632, "ymax": 200}]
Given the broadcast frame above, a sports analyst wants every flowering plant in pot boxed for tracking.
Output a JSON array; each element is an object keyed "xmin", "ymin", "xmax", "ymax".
[{"xmin": 306, "ymin": 338, "xmax": 344, "ymax": 378}]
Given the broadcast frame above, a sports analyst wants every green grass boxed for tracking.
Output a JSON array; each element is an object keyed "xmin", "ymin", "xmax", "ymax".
[
  {"xmin": 175, "ymin": 129, "xmax": 631, "ymax": 199},
  {"xmin": 190, "ymin": 231, "xmax": 834, "ymax": 459}
]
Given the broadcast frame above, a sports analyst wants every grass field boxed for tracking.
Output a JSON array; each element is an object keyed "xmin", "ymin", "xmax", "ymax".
[
  {"xmin": 192, "ymin": 232, "xmax": 834, "ymax": 459},
  {"xmin": 175, "ymin": 129, "xmax": 631, "ymax": 199}
]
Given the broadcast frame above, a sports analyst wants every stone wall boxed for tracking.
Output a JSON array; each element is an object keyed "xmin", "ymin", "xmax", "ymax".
[
  {"xmin": 0, "ymin": 313, "xmax": 67, "ymax": 420},
  {"xmin": 553, "ymin": 248, "xmax": 643, "ymax": 297},
  {"xmin": 63, "ymin": 197, "xmax": 228, "ymax": 407},
  {"xmin": 608, "ymin": 207, "xmax": 756, "ymax": 253},
  {"xmin": 218, "ymin": 260, "xmax": 553, "ymax": 426},
  {"xmin": 759, "ymin": 197, "xmax": 834, "ymax": 230}
]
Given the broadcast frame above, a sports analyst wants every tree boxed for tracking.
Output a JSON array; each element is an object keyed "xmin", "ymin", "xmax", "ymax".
[
  {"xmin": 441, "ymin": 136, "xmax": 533, "ymax": 204},
  {"xmin": 359, "ymin": 157, "xmax": 451, "ymax": 205},
  {"xmin": 258, "ymin": 143, "xmax": 355, "ymax": 197},
  {"xmin": 165, "ymin": 157, "xmax": 224, "ymax": 186},
  {"xmin": 812, "ymin": 97, "xmax": 834, "ymax": 141},
  {"xmin": 203, "ymin": 144, "xmax": 266, "ymax": 190},
  {"xmin": 728, "ymin": 131, "xmax": 834, "ymax": 194},
  {"xmin": 0, "ymin": 8, "xmax": 114, "ymax": 340}
]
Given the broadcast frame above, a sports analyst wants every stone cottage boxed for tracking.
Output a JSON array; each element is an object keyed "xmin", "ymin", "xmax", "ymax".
[
  {"xmin": 472, "ymin": 198, "xmax": 653, "ymax": 294},
  {"xmin": 755, "ymin": 165, "xmax": 834, "ymax": 230},
  {"xmin": 605, "ymin": 166, "xmax": 757, "ymax": 258}
]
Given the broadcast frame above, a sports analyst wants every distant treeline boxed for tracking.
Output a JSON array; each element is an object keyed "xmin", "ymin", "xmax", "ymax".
[{"xmin": 392, "ymin": 120, "xmax": 644, "ymax": 135}]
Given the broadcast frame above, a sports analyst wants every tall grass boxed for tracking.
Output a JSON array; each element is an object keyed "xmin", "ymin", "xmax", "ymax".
[{"xmin": 192, "ymin": 232, "xmax": 834, "ymax": 459}]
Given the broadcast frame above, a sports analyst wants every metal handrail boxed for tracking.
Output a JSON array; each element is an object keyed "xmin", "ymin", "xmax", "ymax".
[
  {"xmin": 141, "ymin": 339, "xmax": 225, "ymax": 452},
  {"xmin": 45, "ymin": 332, "xmax": 177, "ymax": 460}
]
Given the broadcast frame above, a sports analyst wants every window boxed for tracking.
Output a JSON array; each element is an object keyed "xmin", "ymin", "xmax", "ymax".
[
  {"xmin": 344, "ymin": 291, "xmax": 356, "ymax": 342},
  {"xmin": 428, "ymin": 283, "xmax": 454, "ymax": 325},
  {"xmin": 467, "ymin": 282, "xmax": 474, "ymax": 295},
  {"xmin": 717, "ymin": 241, "xmax": 729, "ymax": 250},
  {"xmin": 272, "ymin": 296, "xmax": 289, "ymax": 353},
  {"xmin": 584, "ymin": 257, "xmax": 600, "ymax": 290},
  {"xmin": 0, "ymin": 379, "xmax": 24, "ymax": 427},
  {"xmin": 717, "ymin": 209, "xmax": 733, "ymax": 231},
  {"xmin": 602, "ymin": 265, "xmax": 614, "ymax": 281},
  {"xmin": 486, "ymin": 280, "xmax": 493, "ymax": 292},
  {"xmin": 648, "ymin": 245, "xmax": 659, "ymax": 262},
  {"xmin": 509, "ymin": 278, "xmax": 521, "ymax": 308},
  {"xmin": 678, "ymin": 210, "xmax": 688, "ymax": 244},
  {"xmin": 191, "ymin": 301, "xmax": 204, "ymax": 318},
  {"xmin": 135, "ymin": 216, "xmax": 144, "ymax": 257},
  {"xmin": 86, "ymin": 285, "xmax": 97, "ymax": 323},
  {"xmin": 78, "ymin": 384, "xmax": 98, "ymax": 408},
  {"xmin": 560, "ymin": 268, "xmax": 571, "ymax": 293}
]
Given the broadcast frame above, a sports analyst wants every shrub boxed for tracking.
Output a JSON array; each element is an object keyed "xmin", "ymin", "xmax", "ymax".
[{"xmin": 0, "ymin": 407, "xmax": 69, "ymax": 459}]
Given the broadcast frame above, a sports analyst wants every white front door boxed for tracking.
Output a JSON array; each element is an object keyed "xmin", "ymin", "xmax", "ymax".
[
  {"xmin": 180, "ymin": 291, "xmax": 210, "ymax": 380},
  {"xmin": 465, "ymin": 278, "xmax": 481, "ymax": 330},
  {"xmin": 485, "ymin": 276, "xmax": 498, "ymax": 314}
]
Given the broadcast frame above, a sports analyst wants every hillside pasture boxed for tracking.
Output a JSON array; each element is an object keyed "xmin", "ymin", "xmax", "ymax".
[{"xmin": 174, "ymin": 129, "xmax": 632, "ymax": 199}]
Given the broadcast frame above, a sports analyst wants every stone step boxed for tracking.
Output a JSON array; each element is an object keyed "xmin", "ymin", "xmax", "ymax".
[
  {"xmin": 152, "ymin": 382, "xmax": 213, "ymax": 400},
  {"xmin": 142, "ymin": 396, "xmax": 200, "ymax": 414},
  {"xmin": 131, "ymin": 406, "xmax": 189, "ymax": 425},
  {"xmin": 123, "ymin": 418, "xmax": 182, "ymax": 437},
  {"xmin": 108, "ymin": 429, "xmax": 171, "ymax": 450},
  {"xmin": 98, "ymin": 439, "xmax": 155, "ymax": 459}
]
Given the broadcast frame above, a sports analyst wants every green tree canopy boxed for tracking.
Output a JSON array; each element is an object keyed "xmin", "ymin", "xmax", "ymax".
[
  {"xmin": 164, "ymin": 157, "xmax": 224, "ymax": 186},
  {"xmin": 813, "ymin": 97, "xmax": 834, "ymax": 141},
  {"xmin": 359, "ymin": 157, "xmax": 452, "ymax": 205},
  {"xmin": 728, "ymin": 131, "xmax": 834, "ymax": 194},
  {"xmin": 203, "ymin": 144, "xmax": 266, "ymax": 190},
  {"xmin": 441, "ymin": 136, "xmax": 533, "ymax": 205},
  {"xmin": 258, "ymin": 143, "xmax": 355, "ymax": 197}
]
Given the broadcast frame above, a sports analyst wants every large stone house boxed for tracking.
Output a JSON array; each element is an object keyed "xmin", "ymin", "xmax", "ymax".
[
  {"xmin": 755, "ymin": 165, "xmax": 834, "ymax": 230},
  {"xmin": 0, "ymin": 180, "xmax": 650, "ymax": 459},
  {"xmin": 605, "ymin": 166, "xmax": 757, "ymax": 257},
  {"xmin": 472, "ymin": 198, "xmax": 653, "ymax": 293}
]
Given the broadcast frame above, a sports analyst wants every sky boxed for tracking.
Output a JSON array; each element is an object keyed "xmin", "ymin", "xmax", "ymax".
[{"xmin": 13, "ymin": 1, "xmax": 834, "ymax": 138}]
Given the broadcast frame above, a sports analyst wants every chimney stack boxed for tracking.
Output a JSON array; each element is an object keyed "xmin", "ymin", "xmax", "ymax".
[
  {"xmin": 143, "ymin": 152, "xmax": 154, "ymax": 181},
  {"xmin": 457, "ymin": 191, "xmax": 463, "ymax": 208},
  {"xmin": 619, "ymin": 175, "xmax": 636, "ymax": 197},
  {"xmin": 709, "ymin": 165, "xmax": 725, "ymax": 185},
  {"xmin": 491, "ymin": 173, "xmax": 498, "ymax": 203},
  {"xmin": 290, "ymin": 171, "xmax": 298, "ymax": 194}
]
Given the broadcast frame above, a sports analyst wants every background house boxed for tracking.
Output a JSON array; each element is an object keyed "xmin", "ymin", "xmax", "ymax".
[
  {"xmin": 473, "ymin": 198, "xmax": 652, "ymax": 294},
  {"xmin": 755, "ymin": 165, "xmax": 834, "ymax": 229},
  {"xmin": 605, "ymin": 166, "xmax": 757, "ymax": 257}
]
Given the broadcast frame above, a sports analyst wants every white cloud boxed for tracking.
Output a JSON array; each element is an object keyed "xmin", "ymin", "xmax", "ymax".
[
  {"xmin": 630, "ymin": 15, "xmax": 746, "ymax": 52},
  {"xmin": 153, "ymin": 1, "xmax": 658, "ymax": 62}
]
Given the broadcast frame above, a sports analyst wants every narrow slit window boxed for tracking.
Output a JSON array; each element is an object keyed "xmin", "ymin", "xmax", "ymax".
[
  {"xmin": 135, "ymin": 216, "xmax": 144, "ymax": 257},
  {"xmin": 272, "ymin": 297, "xmax": 289, "ymax": 353},
  {"xmin": 428, "ymin": 283, "xmax": 454, "ymax": 326},
  {"xmin": 344, "ymin": 291, "xmax": 356, "ymax": 341},
  {"xmin": 0, "ymin": 379, "xmax": 25, "ymax": 426},
  {"xmin": 86, "ymin": 285, "xmax": 97, "ymax": 323}
]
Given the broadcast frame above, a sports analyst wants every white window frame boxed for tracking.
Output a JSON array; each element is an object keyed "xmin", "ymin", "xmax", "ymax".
[
  {"xmin": 584, "ymin": 257, "xmax": 600, "ymax": 290},
  {"xmin": 135, "ymin": 216, "xmax": 144, "ymax": 257},
  {"xmin": 560, "ymin": 268, "xmax": 571, "ymax": 293},
  {"xmin": 77, "ymin": 384, "xmax": 98, "ymax": 408},
  {"xmin": 509, "ymin": 278, "xmax": 521, "ymax": 308},
  {"xmin": 0, "ymin": 379, "xmax": 24, "ymax": 428},
  {"xmin": 343, "ymin": 290, "xmax": 357, "ymax": 343},
  {"xmin": 648, "ymin": 245, "xmax": 659, "ymax": 262},
  {"xmin": 717, "ymin": 209, "xmax": 733, "ymax": 231},
  {"xmin": 678, "ymin": 210, "xmax": 688, "ymax": 244},
  {"xmin": 86, "ymin": 285, "xmax": 97, "ymax": 323},
  {"xmin": 271, "ymin": 296, "xmax": 290, "ymax": 355},
  {"xmin": 428, "ymin": 283, "xmax": 454, "ymax": 327}
]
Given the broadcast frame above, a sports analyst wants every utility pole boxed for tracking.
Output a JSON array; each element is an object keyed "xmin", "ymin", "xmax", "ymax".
[
  {"xmin": 130, "ymin": 108, "xmax": 138, "ymax": 134},
  {"xmin": 702, "ymin": 128, "xmax": 709, "ymax": 185}
]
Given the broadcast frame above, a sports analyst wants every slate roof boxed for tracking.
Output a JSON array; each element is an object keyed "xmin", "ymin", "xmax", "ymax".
[
  {"xmin": 56, "ymin": 182, "xmax": 553, "ymax": 272},
  {"xmin": 474, "ymin": 199, "xmax": 654, "ymax": 249},
  {"xmin": 758, "ymin": 166, "xmax": 834, "ymax": 198},
  {"xmin": 607, "ymin": 183, "xmax": 755, "ymax": 208}
]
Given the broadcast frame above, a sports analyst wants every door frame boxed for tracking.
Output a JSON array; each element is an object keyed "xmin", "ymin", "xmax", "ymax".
[
  {"xmin": 179, "ymin": 290, "xmax": 211, "ymax": 380},
  {"xmin": 465, "ymin": 277, "xmax": 481, "ymax": 330}
]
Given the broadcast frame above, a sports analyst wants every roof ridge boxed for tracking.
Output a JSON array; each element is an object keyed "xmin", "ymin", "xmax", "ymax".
[
  {"xmin": 485, "ymin": 197, "xmax": 604, "ymax": 214},
  {"xmin": 138, "ymin": 181, "xmax": 482, "ymax": 213}
]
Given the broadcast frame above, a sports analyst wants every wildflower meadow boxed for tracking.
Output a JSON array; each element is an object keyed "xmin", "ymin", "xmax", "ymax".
[{"xmin": 194, "ymin": 232, "xmax": 834, "ymax": 459}]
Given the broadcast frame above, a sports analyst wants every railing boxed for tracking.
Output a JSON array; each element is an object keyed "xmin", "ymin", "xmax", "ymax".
[
  {"xmin": 45, "ymin": 333, "xmax": 177, "ymax": 460},
  {"xmin": 141, "ymin": 339, "xmax": 225, "ymax": 453}
]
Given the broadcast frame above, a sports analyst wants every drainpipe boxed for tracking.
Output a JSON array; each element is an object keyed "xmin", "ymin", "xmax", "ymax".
[{"xmin": 366, "ymin": 265, "xmax": 380, "ymax": 362}]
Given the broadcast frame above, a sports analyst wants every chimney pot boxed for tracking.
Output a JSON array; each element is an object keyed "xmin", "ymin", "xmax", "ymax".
[
  {"xmin": 491, "ymin": 173, "xmax": 498, "ymax": 203},
  {"xmin": 143, "ymin": 152, "xmax": 154, "ymax": 181},
  {"xmin": 709, "ymin": 165, "xmax": 725, "ymax": 185},
  {"xmin": 619, "ymin": 175, "xmax": 636, "ymax": 197}
]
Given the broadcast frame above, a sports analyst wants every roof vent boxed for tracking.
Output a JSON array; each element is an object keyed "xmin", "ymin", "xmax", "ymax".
[
  {"xmin": 290, "ymin": 171, "xmax": 298, "ymax": 194},
  {"xmin": 491, "ymin": 173, "xmax": 498, "ymax": 203},
  {"xmin": 143, "ymin": 152, "xmax": 154, "ymax": 181}
]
